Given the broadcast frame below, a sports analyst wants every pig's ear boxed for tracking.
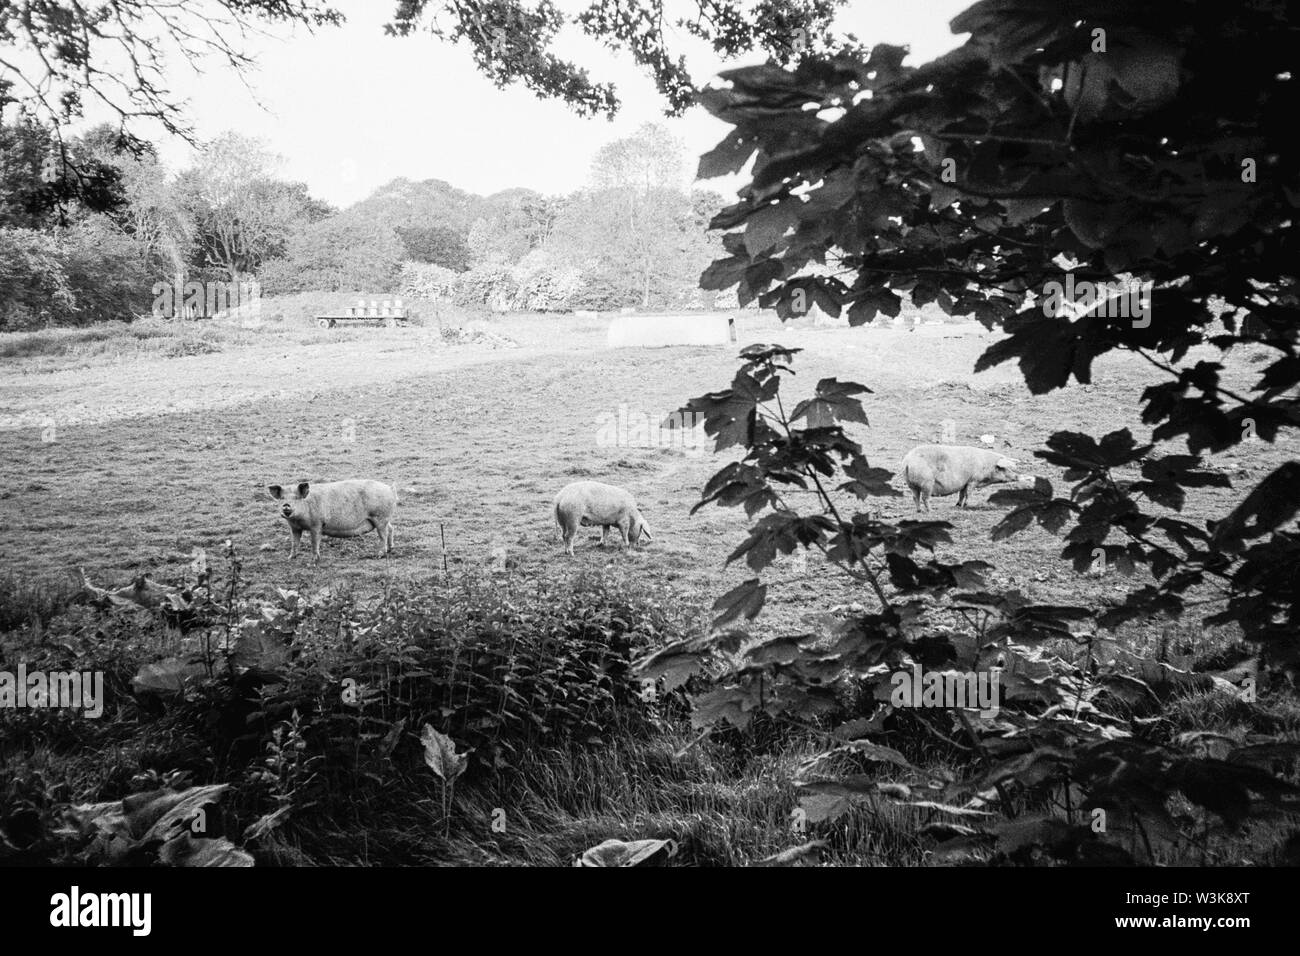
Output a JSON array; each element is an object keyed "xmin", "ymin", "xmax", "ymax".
[
  {"xmin": 297, "ymin": 482, "xmax": 310, "ymax": 498},
  {"xmin": 268, "ymin": 484, "xmax": 284, "ymax": 500},
  {"xmin": 996, "ymin": 457, "xmax": 1019, "ymax": 469}
]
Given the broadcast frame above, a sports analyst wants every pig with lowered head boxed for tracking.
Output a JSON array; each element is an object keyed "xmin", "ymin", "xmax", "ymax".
[
  {"xmin": 268, "ymin": 479, "xmax": 397, "ymax": 561},
  {"xmin": 554, "ymin": 480, "xmax": 652, "ymax": 556},
  {"xmin": 901, "ymin": 444, "xmax": 1031, "ymax": 512}
]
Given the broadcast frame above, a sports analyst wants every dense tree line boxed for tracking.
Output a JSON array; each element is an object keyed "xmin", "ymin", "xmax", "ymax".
[{"xmin": 0, "ymin": 118, "xmax": 727, "ymax": 328}]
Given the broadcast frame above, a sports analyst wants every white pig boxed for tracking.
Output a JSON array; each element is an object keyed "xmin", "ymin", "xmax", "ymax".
[
  {"xmin": 554, "ymin": 480, "xmax": 652, "ymax": 556},
  {"xmin": 901, "ymin": 444, "xmax": 1028, "ymax": 513},
  {"xmin": 268, "ymin": 479, "xmax": 397, "ymax": 561}
]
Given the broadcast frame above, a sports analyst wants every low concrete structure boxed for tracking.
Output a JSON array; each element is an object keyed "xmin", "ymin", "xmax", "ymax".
[{"xmin": 607, "ymin": 312, "xmax": 737, "ymax": 348}]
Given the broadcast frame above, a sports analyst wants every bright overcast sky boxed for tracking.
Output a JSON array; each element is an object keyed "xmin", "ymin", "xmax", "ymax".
[{"xmin": 124, "ymin": 0, "xmax": 970, "ymax": 206}]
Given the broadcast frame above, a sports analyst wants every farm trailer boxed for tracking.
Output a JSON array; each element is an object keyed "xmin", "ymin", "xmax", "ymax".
[{"xmin": 316, "ymin": 299, "xmax": 409, "ymax": 328}]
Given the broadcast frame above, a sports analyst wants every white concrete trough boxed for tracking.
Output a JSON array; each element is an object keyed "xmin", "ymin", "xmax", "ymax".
[{"xmin": 607, "ymin": 312, "xmax": 737, "ymax": 349}]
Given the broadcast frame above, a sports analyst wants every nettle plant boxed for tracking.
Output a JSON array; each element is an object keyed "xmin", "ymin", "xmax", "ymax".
[{"xmin": 639, "ymin": 0, "xmax": 1300, "ymax": 863}]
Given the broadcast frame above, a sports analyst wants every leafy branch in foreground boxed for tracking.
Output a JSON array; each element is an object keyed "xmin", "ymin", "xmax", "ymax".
[
  {"xmin": 650, "ymin": 0, "xmax": 1300, "ymax": 863},
  {"xmin": 637, "ymin": 346, "xmax": 1300, "ymax": 864},
  {"xmin": 691, "ymin": 0, "xmax": 1298, "ymax": 638}
]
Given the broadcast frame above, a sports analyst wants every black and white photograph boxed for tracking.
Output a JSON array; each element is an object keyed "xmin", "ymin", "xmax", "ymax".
[{"xmin": 0, "ymin": 0, "xmax": 1294, "ymax": 924}]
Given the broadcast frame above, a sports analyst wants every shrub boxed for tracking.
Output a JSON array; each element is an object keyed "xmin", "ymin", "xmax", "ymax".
[
  {"xmin": 58, "ymin": 215, "xmax": 155, "ymax": 325},
  {"xmin": 451, "ymin": 264, "xmax": 514, "ymax": 309},
  {"xmin": 0, "ymin": 218, "xmax": 157, "ymax": 330},
  {"xmin": 0, "ymin": 227, "xmax": 73, "ymax": 330},
  {"xmin": 564, "ymin": 271, "xmax": 627, "ymax": 312},
  {"xmin": 510, "ymin": 259, "xmax": 584, "ymax": 312},
  {"xmin": 257, "ymin": 215, "xmax": 403, "ymax": 294},
  {"xmin": 398, "ymin": 261, "xmax": 458, "ymax": 301}
]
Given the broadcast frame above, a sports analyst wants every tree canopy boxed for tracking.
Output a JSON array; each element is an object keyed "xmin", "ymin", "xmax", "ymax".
[
  {"xmin": 0, "ymin": 1, "xmax": 341, "ymax": 142},
  {"xmin": 3, "ymin": 0, "xmax": 859, "ymax": 144},
  {"xmin": 385, "ymin": 0, "xmax": 853, "ymax": 115}
]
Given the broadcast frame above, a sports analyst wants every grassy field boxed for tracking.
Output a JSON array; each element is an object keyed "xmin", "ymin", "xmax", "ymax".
[
  {"xmin": 1, "ymin": 306, "xmax": 1294, "ymax": 865},
  {"xmin": 0, "ymin": 306, "xmax": 1286, "ymax": 637}
]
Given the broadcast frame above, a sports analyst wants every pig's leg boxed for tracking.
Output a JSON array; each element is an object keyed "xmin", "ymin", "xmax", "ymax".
[
  {"xmin": 289, "ymin": 526, "xmax": 303, "ymax": 559},
  {"xmin": 599, "ymin": 525, "xmax": 610, "ymax": 547},
  {"xmin": 956, "ymin": 483, "xmax": 971, "ymax": 508},
  {"xmin": 310, "ymin": 526, "xmax": 322, "ymax": 563},
  {"xmin": 618, "ymin": 519, "xmax": 632, "ymax": 548},
  {"xmin": 373, "ymin": 519, "xmax": 391, "ymax": 557},
  {"xmin": 912, "ymin": 488, "xmax": 923, "ymax": 513}
]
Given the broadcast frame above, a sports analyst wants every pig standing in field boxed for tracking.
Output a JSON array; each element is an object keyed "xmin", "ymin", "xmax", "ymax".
[
  {"xmin": 901, "ymin": 444, "xmax": 1028, "ymax": 513},
  {"xmin": 554, "ymin": 480, "xmax": 653, "ymax": 556},
  {"xmin": 268, "ymin": 480, "xmax": 397, "ymax": 561}
]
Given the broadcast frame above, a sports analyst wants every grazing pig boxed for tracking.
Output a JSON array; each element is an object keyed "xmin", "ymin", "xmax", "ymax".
[
  {"xmin": 901, "ymin": 444, "xmax": 1028, "ymax": 513},
  {"xmin": 268, "ymin": 480, "xmax": 397, "ymax": 561},
  {"xmin": 554, "ymin": 480, "xmax": 653, "ymax": 556}
]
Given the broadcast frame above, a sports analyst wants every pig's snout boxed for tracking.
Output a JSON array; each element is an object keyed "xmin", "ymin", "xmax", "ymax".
[{"xmin": 281, "ymin": 504, "xmax": 294, "ymax": 518}]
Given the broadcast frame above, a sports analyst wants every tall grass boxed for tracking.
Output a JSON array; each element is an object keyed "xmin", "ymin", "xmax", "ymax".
[
  {"xmin": 0, "ymin": 572, "xmax": 82, "ymax": 631},
  {"xmin": 0, "ymin": 316, "xmax": 237, "ymax": 365}
]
